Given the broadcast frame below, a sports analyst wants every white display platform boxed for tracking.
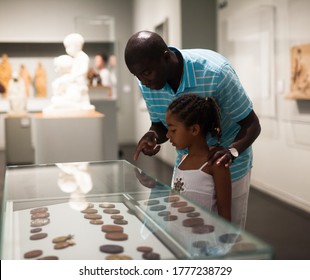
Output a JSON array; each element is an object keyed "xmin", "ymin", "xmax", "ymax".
[{"xmin": 31, "ymin": 111, "xmax": 105, "ymax": 164}]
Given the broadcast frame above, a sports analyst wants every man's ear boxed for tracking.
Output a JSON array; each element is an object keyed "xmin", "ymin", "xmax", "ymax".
[
  {"xmin": 163, "ymin": 50, "xmax": 170, "ymax": 62},
  {"xmin": 191, "ymin": 124, "xmax": 201, "ymax": 136}
]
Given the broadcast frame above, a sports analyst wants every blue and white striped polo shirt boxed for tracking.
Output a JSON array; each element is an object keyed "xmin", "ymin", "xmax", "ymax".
[{"xmin": 138, "ymin": 47, "xmax": 253, "ymax": 182}]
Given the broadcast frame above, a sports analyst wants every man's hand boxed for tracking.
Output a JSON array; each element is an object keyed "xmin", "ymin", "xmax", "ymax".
[
  {"xmin": 208, "ymin": 146, "xmax": 233, "ymax": 168},
  {"xmin": 134, "ymin": 131, "xmax": 161, "ymax": 161},
  {"xmin": 134, "ymin": 168, "xmax": 157, "ymax": 188}
]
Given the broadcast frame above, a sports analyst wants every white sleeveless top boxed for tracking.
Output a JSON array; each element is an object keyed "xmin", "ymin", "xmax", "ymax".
[{"xmin": 172, "ymin": 155, "xmax": 216, "ymax": 211}]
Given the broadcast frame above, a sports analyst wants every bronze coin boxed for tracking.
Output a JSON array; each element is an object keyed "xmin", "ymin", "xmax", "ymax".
[
  {"xmin": 150, "ymin": 205, "xmax": 166, "ymax": 211},
  {"xmin": 99, "ymin": 203, "xmax": 115, "ymax": 208},
  {"xmin": 30, "ymin": 228, "xmax": 42, "ymax": 233},
  {"xmin": 90, "ymin": 219, "xmax": 104, "ymax": 225},
  {"xmin": 187, "ymin": 212, "xmax": 200, "ymax": 218},
  {"xmin": 171, "ymin": 201, "xmax": 188, "ymax": 208},
  {"xmin": 31, "ymin": 212, "xmax": 50, "ymax": 220},
  {"xmin": 101, "ymin": 225, "xmax": 124, "ymax": 233},
  {"xmin": 182, "ymin": 218, "xmax": 204, "ymax": 227},
  {"xmin": 30, "ymin": 207, "xmax": 48, "ymax": 214},
  {"xmin": 105, "ymin": 232, "xmax": 128, "ymax": 241},
  {"xmin": 84, "ymin": 214, "xmax": 102, "ymax": 219},
  {"xmin": 38, "ymin": 256, "xmax": 59, "ymax": 260},
  {"xmin": 230, "ymin": 242, "xmax": 257, "ymax": 252},
  {"xmin": 100, "ymin": 244, "xmax": 124, "ymax": 254},
  {"xmin": 192, "ymin": 224, "xmax": 215, "ymax": 234},
  {"xmin": 31, "ymin": 218, "xmax": 50, "ymax": 227},
  {"xmin": 30, "ymin": 233, "xmax": 48, "ymax": 240},
  {"xmin": 54, "ymin": 241, "xmax": 75, "ymax": 250},
  {"xmin": 113, "ymin": 219, "xmax": 128, "ymax": 225},
  {"xmin": 86, "ymin": 203, "xmax": 94, "ymax": 208},
  {"xmin": 24, "ymin": 250, "xmax": 43, "ymax": 259},
  {"xmin": 192, "ymin": 240, "xmax": 208, "ymax": 249},
  {"xmin": 111, "ymin": 215, "xmax": 124, "ymax": 220},
  {"xmin": 144, "ymin": 200, "xmax": 160, "ymax": 206},
  {"xmin": 219, "ymin": 233, "xmax": 242, "ymax": 244},
  {"xmin": 137, "ymin": 246, "xmax": 153, "ymax": 253},
  {"xmin": 106, "ymin": 254, "xmax": 132, "ymax": 260},
  {"xmin": 164, "ymin": 196, "xmax": 180, "ymax": 203},
  {"xmin": 103, "ymin": 209, "xmax": 120, "ymax": 214},
  {"xmin": 143, "ymin": 252, "xmax": 160, "ymax": 260},
  {"xmin": 178, "ymin": 206, "xmax": 195, "ymax": 213},
  {"xmin": 163, "ymin": 215, "xmax": 178, "ymax": 221},
  {"xmin": 158, "ymin": 211, "xmax": 171, "ymax": 217},
  {"xmin": 81, "ymin": 208, "xmax": 98, "ymax": 214},
  {"xmin": 52, "ymin": 234, "xmax": 74, "ymax": 243}
]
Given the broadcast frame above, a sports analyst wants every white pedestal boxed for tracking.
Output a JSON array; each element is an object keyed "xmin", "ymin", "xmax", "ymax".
[{"xmin": 32, "ymin": 111, "xmax": 105, "ymax": 164}]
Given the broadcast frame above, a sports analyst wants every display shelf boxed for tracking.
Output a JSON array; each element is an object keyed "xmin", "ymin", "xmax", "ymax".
[{"xmin": 0, "ymin": 160, "xmax": 273, "ymax": 260}]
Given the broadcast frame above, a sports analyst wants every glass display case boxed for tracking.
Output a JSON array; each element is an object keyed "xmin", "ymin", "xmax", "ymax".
[{"xmin": 1, "ymin": 160, "xmax": 273, "ymax": 260}]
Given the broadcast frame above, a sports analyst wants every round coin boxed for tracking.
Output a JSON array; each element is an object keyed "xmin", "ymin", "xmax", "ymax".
[
  {"xmin": 106, "ymin": 254, "xmax": 132, "ymax": 260},
  {"xmin": 38, "ymin": 256, "xmax": 59, "ymax": 260},
  {"xmin": 113, "ymin": 219, "xmax": 128, "ymax": 225},
  {"xmin": 143, "ymin": 200, "xmax": 160, "ymax": 206},
  {"xmin": 81, "ymin": 208, "xmax": 98, "ymax": 214},
  {"xmin": 86, "ymin": 203, "xmax": 94, "ymax": 208},
  {"xmin": 84, "ymin": 214, "xmax": 102, "ymax": 220},
  {"xmin": 171, "ymin": 201, "xmax": 188, "ymax": 208},
  {"xmin": 187, "ymin": 212, "xmax": 200, "ymax": 218},
  {"xmin": 24, "ymin": 250, "xmax": 43, "ymax": 259},
  {"xmin": 101, "ymin": 225, "xmax": 124, "ymax": 233},
  {"xmin": 54, "ymin": 242, "xmax": 71, "ymax": 249},
  {"xmin": 100, "ymin": 244, "xmax": 124, "ymax": 254},
  {"xmin": 163, "ymin": 215, "xmax": 178, "ymax": 221},
  {"xmin": 111, "ymin": 215, "xmax": 124, "ymax": 220},
  {"xmin": 99, "ymin": 203, "xmax": 115, "ymax": 208},
  {"xmin": 30, "ymin": 207, "xmax": 48, "ymax": 214},
  {"xmin": 192, "ymin": 240, "xmax": 208, "ymax": 249},
  {"xmin": 31, "ymin": 212, "xmax": 50, "ymax": 220},
  {"xmin": 30, "ymin": 233, "xmax": 48, "ymax": 240},
  {"xmin": 164, "ymin": 196, "xmax": 180, "ymax": 203},
  {"xmin": 182, "ymin": 218, "xmax": 204, "ymax": 227},
  {"xmin": 158, "ymin": 211, "xmax": 171, "ymax": 217},
  {"xmin": 90, "ymin": 219, "xmax": 104, "ymax": 225},
  {"xmin": 192, "ymin": 224, "xmax": 215, "ymax": 234},
  {"xmin": 103, "ymin": 209, "xmax": 120, "ymax": 215},
  {"xmin": 178, "ymin": 206, "xmax": 195, "ymax": 213},
  {"xmin": 230, "ymin": 242, "xmax": 257, "ymax": 252},
  {"xmin": 52, "ymin": 235, "xmax": 73, "ymax": 243},
  {"xmin": 143, "ymin": 252, "xmax": 160, "ymax": 260},
  {"xmin": 150, "ymin": 205, "xmax": 166, "ymax": 211},
  {"xmin": 137, "ymin": 246, "xmax": 153, "ymax": 253},
  {"xmin": 31, "ymin": 218, "xmax": 50, "ymax": 227},
  {"xmin": 219, "ymin": 233, "xmax": 242, "ymax": 244},
  {"xmin": 30, "ymin": 228, "xmax": 42, "ymax": 233},
  {"xmin": 105, "ymin": 232, "xmax": 128, "ymax": 241}
]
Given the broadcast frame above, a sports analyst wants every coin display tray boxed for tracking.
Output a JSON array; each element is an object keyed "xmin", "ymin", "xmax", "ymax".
[{"xmin": 10, "ymin": 199, "xmax": 176, "ymax": 260}]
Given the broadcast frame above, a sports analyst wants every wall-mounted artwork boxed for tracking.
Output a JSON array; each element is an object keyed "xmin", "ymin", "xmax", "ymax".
[{"xmin": 289, "ymin": 44, "xmax": 310, "ymax": 100}]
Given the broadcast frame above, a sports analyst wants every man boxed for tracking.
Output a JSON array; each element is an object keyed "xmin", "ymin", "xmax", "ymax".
[{"xmin": 124, "ymin": 31, "xmax": 261, "ymax": 228}]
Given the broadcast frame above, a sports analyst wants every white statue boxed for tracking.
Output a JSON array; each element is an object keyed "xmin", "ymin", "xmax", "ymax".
[
  {"xmin": 43, "ymin": 33, "xmax": 95, "ymax": 115},
  {"xmin": 7, "ymin": 71, "xmax": 28, "ymax": 116}
]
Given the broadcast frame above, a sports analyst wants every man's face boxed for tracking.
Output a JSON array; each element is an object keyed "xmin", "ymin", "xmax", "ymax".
[{"xmin": 128, "ymin": 56, "xmax": 168, "ymax": 90}]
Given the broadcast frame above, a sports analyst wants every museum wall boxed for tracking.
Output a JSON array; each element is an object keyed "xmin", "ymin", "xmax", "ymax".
[
  {"xmin": 0, "ymin": 0, "xmax": 135, "ymax": 145},
  {"xmin": 217, "ymin": 0, "xmax": 310, "ymax": 212}
]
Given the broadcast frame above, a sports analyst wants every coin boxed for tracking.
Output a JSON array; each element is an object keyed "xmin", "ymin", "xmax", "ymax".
[
  {"xmin": 192, "ymin": 240, "xmax": 208, "ymax": 249},
  {"xmin": 24, "ymin": 250, "xmax": 43, "ymax": 259},
  {"xmin": 31, "ymin": 212, "xmax": 50, "ymax": 220},
  {"xmin": 30, "ymin": 228, "xmax": 42, "ymax": 233},
  {"xmin": 100, "ymin": 244, "xmax": 124, "ymax": 254},
  {"xmin": 142, "ymin": 252, "xmax": 160, "ymax": 260},
  {"xmin": 230, "ymin": 242, "xmax": 257, "ymax": 252},
  {"xmin": 137, "ymin": 246, "xmax": 153, "ymax": 253},
  {"xmin": 103, "ymin": 209, "xmax": 120, "ymax": 214},
  {"xmin": 101, "ymin": 225, "xmax": 124, "ymax": 233},
  {"xmin": 105, "ymin": 254, "xmax": 132, "ymax": 260},
  {"xmin": 219, "ymin": 233, "xmax": 242, "ymax": 244},
  {"xmin": 54, "ymin": 240, "xmax": 75, "ymax": 250},
  {"xmin": 171, "ymin": 201, "xmax": 188, "ymax": 208},
  {"xmin": 99, "ymin": 203, "xmax": 115, "ymax": 208},
  {"xmin": 31, "ymin": 218, "xmax": 50, "ymax": 227},
  {"xmin": 192, "ymin": 224, "xmax": 215, "ymax": 234},
  {"xmin": 111, "ymin": 215, "xmax": 124, "ymax": 220},
  {"xmin": 30, "ymin": 233, "xmax": 48, "ymax": 240},
  {"xmin": 182, "ymin": 218, "xmax": 204, "ymax": 227},
  {"xmin": 178, "ymin": 206, "xmax": 195, "ymax": 213},
  {"xmin": 38, "ymin": 256, "xmax": 59, "ymax": 260},
  {"xmin": 90, "ymin": 219, "xmax": 104, "ymax": 225},
  {"xmin": 163, "ymin": 215, "xmax": 178, "ymax": 221},
  {"xmin": 30, "ymin": 207, "xmax": 48, "ymax": 214},
  {"xmin": 81, "ymin": 208, "xmax": 98, "ymax": 214},
  {"xmin": 84, "ymin": 214, "xmax": 102, "ymax": 220},
  {"xmin": 158, "ymin": 211, "xmax": 171, "ymax": 217},
  {"xmin": 187, "ymin": 212, "xmax": 200, "ymax": 217},
  {"xmin": 150, "ymin": 205, "xmax": 166, "ymax": 211},
  {"xmin": 113, "ymin": 219, "xmax": 128, "ymax": 225},
  {"xmin": 52, "ymin": 234, "xmax": 74, "ymax": 243},
  {"xmin": 86, "ymin": 203, "xmax": 94, "ymax": 208},
  {"xmin": 164, "ymin": 196, "xmax": 180, "ymax": 203},
  {"xmin": 105, "ymin": 232, "xmax": 128, "ymax": 241},
  {"xmin": 144, "ymin": 200, "xmax": 160, "ymax": 206}
]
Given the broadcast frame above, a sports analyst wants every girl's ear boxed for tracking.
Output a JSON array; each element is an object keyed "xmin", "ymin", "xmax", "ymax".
[{"xmin": 191, "ymin": 124, "xmax": 201, "ymax": 136}]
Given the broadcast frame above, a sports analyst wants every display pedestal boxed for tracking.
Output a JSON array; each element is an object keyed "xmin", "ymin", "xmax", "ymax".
[{"xmin": 32, "ymin": 111, "xmax": 105, "ymax": 164}]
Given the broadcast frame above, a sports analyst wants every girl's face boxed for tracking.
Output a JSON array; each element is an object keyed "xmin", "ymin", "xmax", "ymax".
[{"xmin": 166, "ymin": 110, "xmax": 194, "ymax": 150}]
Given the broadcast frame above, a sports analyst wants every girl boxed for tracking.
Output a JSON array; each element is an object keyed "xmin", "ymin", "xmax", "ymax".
[{"xmin": 166, "ymin": 94, "xmax": 231, "ymax": 221}]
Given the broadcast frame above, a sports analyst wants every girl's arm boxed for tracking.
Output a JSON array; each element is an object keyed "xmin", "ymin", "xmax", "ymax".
[{"xmin": 210, "ymin": 164, "xmax": 232, "ymax": 222}]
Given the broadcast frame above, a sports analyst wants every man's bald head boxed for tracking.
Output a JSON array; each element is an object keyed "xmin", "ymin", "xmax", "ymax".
[{"xmin": 124, "ymin": 31, "xmax": 168, "ymax": 67}]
